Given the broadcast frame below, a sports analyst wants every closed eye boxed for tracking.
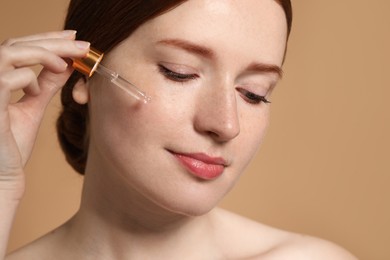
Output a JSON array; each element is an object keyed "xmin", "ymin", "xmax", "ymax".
[
  {"xmin": 158, "ymin": 64, "xmax": 198, "ymax": 82},
  {"xmin": 237, "ymin": 88, "xmax": 271, "ymax": 105}
]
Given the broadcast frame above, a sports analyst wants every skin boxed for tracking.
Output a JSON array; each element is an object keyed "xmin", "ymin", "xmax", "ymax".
[{"xmin": 1, "ymin": 0, "xmax": 357, "ymax": 259}]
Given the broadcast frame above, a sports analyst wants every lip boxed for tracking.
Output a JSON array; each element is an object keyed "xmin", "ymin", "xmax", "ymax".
[{"xmin": 168, "ymin": 150, "xmax": 227, "ymax": 180}]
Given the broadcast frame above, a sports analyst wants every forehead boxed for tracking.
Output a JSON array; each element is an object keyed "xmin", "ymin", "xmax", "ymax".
[{"xmin": 138, "ymin": 0, "xmax": 288, "ymax": 65}]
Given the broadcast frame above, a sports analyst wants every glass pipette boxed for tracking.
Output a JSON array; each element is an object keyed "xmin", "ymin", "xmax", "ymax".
[{"xmin": 72, "ymin": 48, "xmax": 151, "ymax": 104}]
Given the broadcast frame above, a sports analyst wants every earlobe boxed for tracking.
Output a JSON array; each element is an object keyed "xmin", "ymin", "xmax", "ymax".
[{"xmin": 72, "ymin": 78, "xmax": 89, "ymax": 105}]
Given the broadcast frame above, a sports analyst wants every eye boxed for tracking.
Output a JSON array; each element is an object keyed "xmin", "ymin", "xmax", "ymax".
[
  {"xmin": 237, "ymin": 88, "xmax": 271, "ymax": 105},
  {"xmin": 158, "ymin": 65, "xmax": 198, "ymax": 82}
]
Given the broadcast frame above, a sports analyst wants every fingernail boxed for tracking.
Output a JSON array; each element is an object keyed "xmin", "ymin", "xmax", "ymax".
[
  {"xmin": 63, "ymin": 30, "xmax": 77, "ymax": 37},
  {"xmin": 75, "ymin": 41, "xmax": 90, "ymax": 50}
]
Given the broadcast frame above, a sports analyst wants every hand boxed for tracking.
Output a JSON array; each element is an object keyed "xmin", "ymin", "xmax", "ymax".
[{"xmin": 0, "ymin": 30, "xmax": 90, "ymax": 200}]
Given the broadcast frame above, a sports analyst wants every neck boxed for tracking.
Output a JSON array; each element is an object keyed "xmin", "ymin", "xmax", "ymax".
[{"xmin": 63, "ymin": 164, "xmax": 219, "ymax": 259}]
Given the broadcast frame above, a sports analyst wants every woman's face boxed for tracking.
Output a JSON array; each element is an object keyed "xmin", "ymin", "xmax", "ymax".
[{"xmin": 86, "ymin": 0, "xmax": 287, "ymax": 216}]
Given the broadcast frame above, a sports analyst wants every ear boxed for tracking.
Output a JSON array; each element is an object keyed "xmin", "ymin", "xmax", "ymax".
[{"xmin": 72, "ymin": 78, "xmax": 89, "ymax": 105}]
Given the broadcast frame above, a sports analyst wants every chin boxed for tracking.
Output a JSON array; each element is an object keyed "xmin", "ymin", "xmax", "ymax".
[
  {"xmin": 143, "ymin": 179, "xmax": 232, "ymax": 218},
  {"xmin": 169, "ymin": 200, "xmax": 217, "ymax": 217}
]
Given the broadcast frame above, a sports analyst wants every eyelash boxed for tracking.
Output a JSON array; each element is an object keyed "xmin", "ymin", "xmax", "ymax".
[
  {"xmin": 158, "ymin": 65, "xmax": 270, "ymax": 105},
  {"xmin": 158, "ymin": 65, "xmax": 198, "ymax": 82},
  {"xmin": 239, "ymin": 89, "xmax": 271, "ymax": 105}
]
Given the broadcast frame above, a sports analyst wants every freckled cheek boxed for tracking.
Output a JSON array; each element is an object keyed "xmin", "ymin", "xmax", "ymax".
[
  {"xmin": 256, "ymin": 109, "xmax": 271, "ymax": 141},
  {"xmin": 90, "ymin": 83, "xmax": 192, "ymax": 144},
  {"xmin": 238, "ymin": 108, "xmax": 270, "ymax": 156}
]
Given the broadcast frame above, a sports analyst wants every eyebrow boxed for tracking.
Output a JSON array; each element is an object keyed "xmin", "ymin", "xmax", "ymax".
[
  {"xmin": 157, "ymin": 38, "xmax": 283, "ymax": 79},
  {"xmin": 245, "ymin": 62, "xmax": 283, "ymax": 79},
  {"xmin": 157, "ymin": 38, "xmax": 215, "ymax": 59}
]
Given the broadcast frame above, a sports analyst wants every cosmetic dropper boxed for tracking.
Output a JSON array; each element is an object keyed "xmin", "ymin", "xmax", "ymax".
[{"xmin": 72, "ymin": 48, "xmax": 151, "ymax": 103}]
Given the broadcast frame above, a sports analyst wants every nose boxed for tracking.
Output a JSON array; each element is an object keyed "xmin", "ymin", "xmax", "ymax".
[{"xmin": 193, "ymin": 83, "xmax": 240, "ymax": 143}]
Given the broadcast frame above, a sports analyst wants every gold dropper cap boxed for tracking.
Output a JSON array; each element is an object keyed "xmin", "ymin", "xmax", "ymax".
[{"xmin": 73, "ymin": 48, "xmax": 104, "ymax": 77}]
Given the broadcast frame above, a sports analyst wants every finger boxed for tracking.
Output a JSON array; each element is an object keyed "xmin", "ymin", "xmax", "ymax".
[
  {"xmin": 11, "ymin": 66, "xmax": 74, "ymax": 127},
  {"xmin": 0, "ymin": 45, "xmax": 69, "ymax": 73},
  {"xmin": 18, "ymin": 66, "xmax": 74, "ymax": 113},
  {"xmin": 11, "ymin": 38, "xmax": 90, "ymax": 59},
  {"xmin": 0, "ymin": 68, "xmax": 39, "ymax": 110},
  {"xmin": 1, "ymin": 30, "xmax": 77, "ymax": 46},
  {"xmin": 37, "ymin": 65, "xmax": 74, "ymax": 97}
]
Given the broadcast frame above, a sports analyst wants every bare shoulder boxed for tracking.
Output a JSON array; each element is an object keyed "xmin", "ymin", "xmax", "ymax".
[
  {"xmin": 5, "ymin": 225, "xmax": 67, "ymax": 260},
  {"xmin": 6, "ymin": 241, "xmax": 45, "ymax": 260},
  {"xmin": 6, "ymin": 237, "xmax": 54, "ymax": 260},
  {"xmin": 210, "ymin": 208, "xmax": 357, "ymax": 260},
  {"xmin": 257, "ymin": 234, "xmax": 358, "ymax": 260}
]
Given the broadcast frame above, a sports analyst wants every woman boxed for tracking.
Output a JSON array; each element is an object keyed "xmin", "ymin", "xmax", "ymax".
[{"xmin": 1, "ymin": 0, "xmax": 357, "ymax": 259}]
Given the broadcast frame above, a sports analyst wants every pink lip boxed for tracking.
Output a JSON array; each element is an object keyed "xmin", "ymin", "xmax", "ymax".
[{"xmin": 169, "ymin": 151, "xmax": 226, "ymax": 180}]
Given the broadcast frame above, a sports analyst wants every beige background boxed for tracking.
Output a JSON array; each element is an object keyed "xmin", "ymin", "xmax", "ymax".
[{"xmin": 1, "ymin": 1, "xmax": 389, "ymax": 259}]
